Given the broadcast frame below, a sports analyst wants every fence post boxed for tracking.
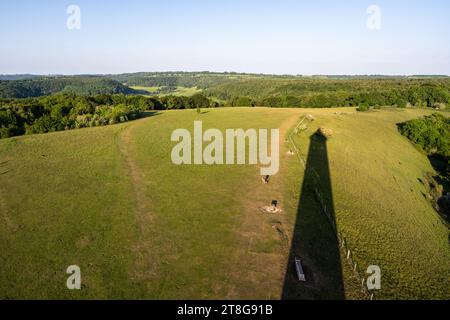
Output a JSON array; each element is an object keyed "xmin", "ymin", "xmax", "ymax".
[{"xmin": 290, "ymin": 116, "xmax": 371, "ymax": 300}]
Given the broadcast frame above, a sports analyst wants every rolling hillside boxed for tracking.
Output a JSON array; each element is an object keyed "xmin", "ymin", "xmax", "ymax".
[
  {"xmin": 0, "ymin": 77, "xmax": 136, "ymax": 98},
  {"xmin": 0, "ymin": 107, "xmax": 448, "ymax": 299}
]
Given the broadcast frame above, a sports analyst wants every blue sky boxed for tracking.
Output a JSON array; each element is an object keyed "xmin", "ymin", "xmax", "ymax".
[{"xmin": 0, "ymin": 0, "xmax": 449, "ymax": 75}]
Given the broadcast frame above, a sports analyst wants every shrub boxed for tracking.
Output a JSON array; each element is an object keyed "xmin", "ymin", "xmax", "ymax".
[
  {"xmin": 396, "ymin": 98, "xmax": 408, "ymax": 108},
  {"xmin": 398, "ymin": 113, "xmax": 449, "ymax": 158},
  {"xmin": 357, "ymin": 103, "xmax": 370, "ymax": 112}
]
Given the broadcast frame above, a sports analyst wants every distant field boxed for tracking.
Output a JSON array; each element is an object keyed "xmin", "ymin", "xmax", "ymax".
[
  {"xmin": 130, "ymin": 86, "xmax": 161, "ymax": 93},
  {"xmin": 130, "ymin": 86, "xmax": 202, "ymax": 97},
  {"xmin": 0, "ymin": 107, "xmax": 448, "ymax": 299}
]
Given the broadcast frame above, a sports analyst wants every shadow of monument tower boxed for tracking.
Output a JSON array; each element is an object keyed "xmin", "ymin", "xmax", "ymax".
[{"xmin": 282, "ymin": 132, "xmax": 345, "ymax": 300}]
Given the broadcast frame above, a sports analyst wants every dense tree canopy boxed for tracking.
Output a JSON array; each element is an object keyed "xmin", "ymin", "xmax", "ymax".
[
  {"xmin": 0, "ymin": 93, "xmax": 214, "ymax": 139},
  {"xmin": 398, "ymin": 113, "xmax": 450, "ymax": 158},
  {"xmin": 205, "ymin": 78, "xmax": 450, "ymax": 108},
  {"xmin": 0, "ymin": 77, "xmax": 136, "ymax": 98},
  {"xmin": 1, "ymin": 73, "xmax": 449, "ymax": 109}
]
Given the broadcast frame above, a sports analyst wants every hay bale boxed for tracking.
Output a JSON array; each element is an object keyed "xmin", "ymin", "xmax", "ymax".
[
  {"xmin": 317, "ymin": 127, "xmax": 334, "ymax": 138},
  {"xmin": 306, "ymin": 114, "xmax": 315, "ymax": 121}
]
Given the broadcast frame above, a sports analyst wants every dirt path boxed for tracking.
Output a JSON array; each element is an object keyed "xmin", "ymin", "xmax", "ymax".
[
  {"xmin": 118, "ymin": 110, "xmax": 304, "ymax": 298},
  {"xmin": 226, "ymin": 111, "xmax": 304, "ymax": 299},
  {"xmin": 118, "ymin": 118, "xmax": 160, "ymax": 285},
  {"xmin": 119, "ymin": 121, "xmax": 153, "ymax": 221},
  {"xmin": 0, "ymin": 160, "xmax": 17, "ymax": 233}
]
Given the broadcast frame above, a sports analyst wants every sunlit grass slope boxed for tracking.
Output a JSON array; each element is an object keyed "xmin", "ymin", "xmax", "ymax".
[
  {"xmin": 285, "ymin": 108, "xmax": 450, "ymax": 299},
  {"xmin": 0, "ymin": 108, "xmax": 299, "ymax": 299},
  {"xmin": 0, "ymin": 125, "xmax": 138, "ymax": 299},
  {"xmin": 0, "ymin": 107, "xmax": 448, "ymax": 299}
]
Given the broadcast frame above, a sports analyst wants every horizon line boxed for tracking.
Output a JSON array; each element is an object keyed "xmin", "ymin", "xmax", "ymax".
[{"xmin": 0, "ymin": 71, "xmax": 449, "ymax": 77}]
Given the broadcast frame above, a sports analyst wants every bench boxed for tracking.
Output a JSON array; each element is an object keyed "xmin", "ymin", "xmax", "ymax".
[{"xmin": 295, "ymin": 257, "xmax": 306, "ymax": 282}]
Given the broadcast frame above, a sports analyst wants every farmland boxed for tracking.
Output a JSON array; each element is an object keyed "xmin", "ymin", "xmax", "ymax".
[{"xmin": 130, "ymin": 85, "xmax": 202, "ymax": 97}]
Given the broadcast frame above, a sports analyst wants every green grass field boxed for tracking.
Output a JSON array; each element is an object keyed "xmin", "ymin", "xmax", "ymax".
[
  {"xmin": 0, "ymin": 107, "xmax": 448, "ymax": 299},
  {"xmin": 284, "ymin": 108, "xmax": 450, "ymax": 299},
  {"xmin": 130, "ymin": 86, "xmax": 162, "ymax": 94}
]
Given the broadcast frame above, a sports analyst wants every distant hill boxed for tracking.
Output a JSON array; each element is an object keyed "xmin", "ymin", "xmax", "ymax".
[
  {"xmin": 204, "ymin": 77, "xmax": 450, "ymax": 108},
  {"xmin": 108, "ymin": 71, "xmax": 261, "ymax": 89},
  {"xmin": 0, "ymin": 77, "xmax": 136, "ymax": 98},
  {"xmin": 0, "ymin": 74, "xmax": 44, "ymax": 81},
  {"xmin": 108, "ymin": 72, "xmax": 450, "ymax": 108},
  {"xmin": 1, "ymin": 73, "xmax": 449, "ymax": 109}
]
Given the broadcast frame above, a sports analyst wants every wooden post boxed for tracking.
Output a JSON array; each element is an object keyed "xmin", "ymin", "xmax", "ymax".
[{"xmin": 347, "ymin": 250, "xmax": 351, "ymax": 259}]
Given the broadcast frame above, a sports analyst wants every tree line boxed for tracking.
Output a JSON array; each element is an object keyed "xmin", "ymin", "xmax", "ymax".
[
  {"xmin": 398, "ymin": 112, "xmax": 449, "ymax": 193},
  {"xmin": 0, "ymin": 77, "xmax": 136, "ymax": 99},
  {"xmin": 0, "ymin": 93, "xmax": 213, "ymax": 139},
  {"xmin": 206, "ymin": 78, "xmax": 450, "ymax": 108},
  {"xmin": 398, "ymin": 113, "xmax": 450, "ymax": 221},
  {"xmin": 2, "ymin": 74, "xmax": 449, "ymax": 109},
  {"xmin": 398, "ymin": 113, "xmax": 449, "ymax": 160}
]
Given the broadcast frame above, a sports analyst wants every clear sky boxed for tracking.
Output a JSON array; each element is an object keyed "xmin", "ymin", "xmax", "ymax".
[{"xmin": 0, "ymin": 0, "xmax": 449, "ymax": 75}]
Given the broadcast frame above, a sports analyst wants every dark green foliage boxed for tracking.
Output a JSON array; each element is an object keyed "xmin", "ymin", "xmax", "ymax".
[
  {"xmin": 190, "ymin": 93, "xmax": 210, "ymax": 108},
  {"xmin": 0, "ymin": 93, "xmax": 213, "ymax": 139},
  {"xmin": 356, "ymin": 103, "xmax": 370, "ymax": 112},
  {"xmin": 157, "ymin": 93, "xmax": 212, "ymax": 110},
  {"xmin": 2, "ymin": 73, "xmax": 449, "ymax": 110},
  {"xmin": 231, "ymin": 96, "xmax": 255, "ymax": 107},
  {"xmin": 400, "ymin": 114, "xmax": 450, "ymax": 222},
  {"xmin": 398, "ymin": 113, "xmax": 449, "ymax": 158},
  {"xmin": 395, "ymin": 98, "xmax": 408, "ymax": 108},
  {"xmin": 110, "ymin": 71, "xmax": 248, "ymax": 89},
  {"xmin": 204, "ymin": 77, "xmax": 450, "ymax": 109},
  {"xmin": 0, "ymin": 77, "xmax": 136, "ymax": 98}
]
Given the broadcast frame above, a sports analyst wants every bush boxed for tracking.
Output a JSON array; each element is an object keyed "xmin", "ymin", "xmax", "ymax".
[
  {"xmin": 357, "ymin": 103, "xmax": 370, "ymax": 112},
  {"xmin": 396, "ymin": 98, "xmax": 408, "ymax": 108},
  {"xmin": 0, "ymin": 93, "xmax": 162, "ymax": 138},
  {"xmin": 398, "ymin": 113, "xmax": 450, "ymax": 158},
  {"xmin": 231, "ymin": 96, "xmax": 254, "ymax": 107}
]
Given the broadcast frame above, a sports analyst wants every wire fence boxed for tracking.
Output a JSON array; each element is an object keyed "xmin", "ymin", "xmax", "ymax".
[{"xmin": 288, "ymin": 115, "xmax": 375, "ymax": 300}]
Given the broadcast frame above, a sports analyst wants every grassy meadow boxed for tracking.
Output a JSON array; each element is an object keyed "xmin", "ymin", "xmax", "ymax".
[
  {"xmin": 130, "ymin": 86, "xmax": 202, "ymax": 97},
  {"xmin": 284, "ymin": 108, "xmax": 450, "ymax": 299},
  {"xmin": 0, "ymin": 107, "xmax": 448, "ymax": 299}
]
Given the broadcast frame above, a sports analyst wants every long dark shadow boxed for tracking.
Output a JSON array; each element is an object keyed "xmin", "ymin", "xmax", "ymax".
[
  {"xmin": 139, "ymin": 111, "xmax": 161, "ymax": 118},
  {"xmin": 282, "ymin": 132, "xmax": 345, "ymax": 299}
]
